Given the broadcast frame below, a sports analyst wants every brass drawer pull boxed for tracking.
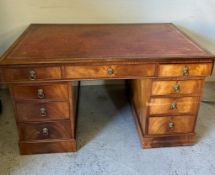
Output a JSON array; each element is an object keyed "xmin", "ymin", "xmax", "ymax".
[
  {"xmin": 41, "ymin": 128, "xmax": 49, "ymax": 136},
  {"xmin": 37, "ymin": 89, "xmax": 45, "ymax": 99},
  {"xmin": 173, "ymin": 83, "xmax": 180, "ymax": 93},
  {"xmin": 170, "ymin": 102, "xmax": 177, "ymax": 110},
  {"xmin": 29, "ymin": 70, "xmax": 36, "ymax": 80},
  {"xmin": 168, "ymin": 122, "xmax": 175, "ymax": 128},
  {"xmin": 182, "ymin": 66, "xmax": 189, "ymax": 76},
  {"xmin": 107, "ymin": 67, "xmax": 114, "ymax": 75},
  {"xmin": 40, "ymin": 107, "xmax": 47, "ymax": 117}
]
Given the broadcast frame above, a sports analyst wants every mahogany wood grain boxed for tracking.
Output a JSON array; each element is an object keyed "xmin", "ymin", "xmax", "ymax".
[
  {"xmin": 70, "ymin": 82, "xmax": 80, "ymax": 138},
  {"xmin": 19, "ymin": 139, "xmax": 76, "ymax": 154},
  {"xmin": 11, "ymin": 83, "xmax": 69, "ymax": 101},
  {"xmin": 71, "ymin": 82, "xmax": 79, "ymax": 116},
  {"xmin": 16, "ymin": 102, "xmax": 70, "ymax": 122},
  {"xmin": 12, "ymin": 81, "xmax": 78, "ymax": 157},
  {"xmin": 66, "ymin": 82, "xmax": 79, "ymax": 139},
  {"xmin": 148, "ymin": 116, "xmax": 195, "ymax": 135},
  {"xmin": 131, "ymin": 103, "xmax": 195, "ymax": 148},
  {"xmin": 64, "ymin": 65, "xmax": 108, "ymax": 79},
  {"xmin": 64, "ymin": 64, "xmax": 155, "ymax": 79},
  {"xmin": 112, "ymin": 64, "xmax": 155, "ymax": 78},
  {"xmin": 18, "ymin": 121, "xmax": 74, "ymax": 141},
  {"xmin": 2, "ymin": 66, "xmax": 61, "ymax": 82},
  {"xmin": 149, "ymin": 97, "xmax": 199, "ymax": 116},
  {"xmin": 151, "ymin": 79, "xmax": 203, "ymax": 96},
  {"xmin": 129, "ymin": 78, "xmax": 200, "ymax": 148},
  {"xmin": 159, "ymin": 63, "xmax": 213, "ymax": 77},
  {"xmin": 129, "ymin": 79, "xmax": 152, "ymax": 134}
]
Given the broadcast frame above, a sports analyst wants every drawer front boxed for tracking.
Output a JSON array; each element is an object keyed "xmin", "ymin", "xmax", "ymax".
[
  {"xmin": 11, "ymin": 84, "xmax": 69, "ymax": 101},
  {"xmin": 112, "ymin": 64, "xmax": 156, "ymax": 77},
  {"xmin": 16, "ymin": 102, "xmax": 70, "ymax": 122},
  {"xmin": 149, "ymin": 97, "xmax": 199, "ymax": 115},
  {"xmin": 18, "ymin": 121, "xmax": 73, "ymax": 141},
  {"xmin": 65, "ymin": 65, "xmax": 108, "ymax": 79},
  {"xmin": 148, "ymin": 116, "xmax": 195, "ymax": 135},
  {"xmin": 158, "ymin": 63, "xmax": 212, "ymax": 77},
  {"xmin": 64, "ymin": 64, "xmax": 155, "ymax": 79},
  {"xmin": 2, "ymin": 66, "xmax": 61, "ymax": 82},
  {"xmin": 151, "ymin": 79, "xmax": 203, "ymax": 96}
]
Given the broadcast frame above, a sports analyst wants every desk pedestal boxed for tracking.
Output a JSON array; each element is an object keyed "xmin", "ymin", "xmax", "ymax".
[
  {"xmin": 9, "ymin": 82, "xmax": 78, "ymax": 154},
  {"xmin": 129, "ymin": 78, "xmax": 203, "ymax": 148}
]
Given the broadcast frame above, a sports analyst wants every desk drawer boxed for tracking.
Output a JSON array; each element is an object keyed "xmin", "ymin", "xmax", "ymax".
[
  {"xmin": 149, "ymin": 97, "xmax": 199, "ymax": 115},
  {"xmin": 2, "ymin": 66, "xmax": 61, "ymax": 82},
  {"xmin": 18, "ymin": 121, "xmax": 73, "ymax": 141},
  {"xmin": 158, "ymin": 63, "xmax": 212, "ymax": 77},
  {"xmin": 16, "ymin": 102, "xmax": 70, "ymax": 122},
  {"xmin": 151, "ymin": 79, "xmax": 203, "ymax": 96},
  {"xmin": 11, "ymin": 83, "xmax": 69, "ymax": 101},
  {"xmin": 148, "ymin": 116, "xmax": 195, "ymax": 135},
  {"xmin": 64, "ymin": 64, "xmax": 155, "ymax": 79}
]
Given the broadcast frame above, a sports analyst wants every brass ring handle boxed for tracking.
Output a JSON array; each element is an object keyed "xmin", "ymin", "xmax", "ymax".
[
  {"xmin": 182, "ymin": 66, "xmax": 189, "ymax": 76},
  {"xmin": 37, "ymin": 89, "xmax": 45, "ymax": 99},
  {"xmin": 170, "ymin": 102, "xmax": 177, "ymax": 110},
  {"xmin": 168, "ymin": 122, "xmax": 175, "ymax": 128},
  {"xmin": 107, "ymin": 67, "xmax": 114, "ymax": 75},
  {"xmin": 42, "ymin": 128, "xmax": 49, "ymax": 136},
  {"xmin": 40, "ymin": 107, "xmax": 47, "ymax": 117},
  {"xmin": 173, "ymin": 83, "xmax": 180, "ymax": 93},
  {"xmin": 29, "ymin": 70, "xmax": 36, "ymax": 80}
]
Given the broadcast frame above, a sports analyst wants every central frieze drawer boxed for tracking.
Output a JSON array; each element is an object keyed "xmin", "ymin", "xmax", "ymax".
[
  {"xmin": 16, "ymin": 102, "xmax": 70, "ymax": 122},
  {"xmin": 151, "ymin": 79, "xmax": 203, "ymax": 96},
  {"xmin": 11, "ymin": 83, "xmax": 69, "ymax": 101},
  {"xmin": 18, "ymin": 121, "xmax": 73, "ymax": 141},
  {"xmin": 158, "ymin": 63, "xmax": 212, "ymax": 77},
  {"xmin": 148, "ymin": 97, "xmax": 199, "ymax": 115},
  {"xmin": 64, "ymin": 64, "xmax": 155, "ymax": 79},
  {"xmin": 2, "ymin": 66, "xmax": 61, "ymax": 82},
  {"xmin": 148, "ymin": 116, "xmax": 195, "ymax": 135}
]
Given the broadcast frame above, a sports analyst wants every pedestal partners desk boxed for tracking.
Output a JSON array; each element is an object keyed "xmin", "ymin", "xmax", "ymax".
[{"xmin": 0, "ymin": 24, "xmax": 214, "ymax": 155}]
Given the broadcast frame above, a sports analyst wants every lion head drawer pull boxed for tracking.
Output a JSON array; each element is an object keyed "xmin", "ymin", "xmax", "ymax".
[
  {"xmin": 37, "ymin": 89, "xmax": 45, "ymax": 99},
  {"xmin": 170, "ymin": 102, "xmax": 177, "ymax": 110},
  {"xmin": 173, "ymin": 83, "xmax": 180, "ymax": 93},
  {"xmin": 29, "ymin": 70, "xmax": 36, "ymax": 80},
  {"xmin": 168, "ymin": 122, "xmax": 175, "ymax": 129},
  {"xmin": 182, "ymin": 66, "xmax": 189, "ymax": 76},
  {"xmin": 107, "ymin": 67, "xmax": 114, "ymax": 75},
  {"xmin": 40, "ymin": 107, "xmax": 47, "ymax": 117},
  {"xmin": 41, "ymin": 128, "xmax": 49, "ymax": 136}
]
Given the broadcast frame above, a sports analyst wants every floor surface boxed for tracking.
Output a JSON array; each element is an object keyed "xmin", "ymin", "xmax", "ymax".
[{"xmin": 0, "ymin": 84, "xmax": 215, "ymax": 175}]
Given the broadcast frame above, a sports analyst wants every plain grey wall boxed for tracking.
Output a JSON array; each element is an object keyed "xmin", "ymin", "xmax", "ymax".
[{"xmin": 0, "ymin": 0, "xmax": 215, "ymax": 84}]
